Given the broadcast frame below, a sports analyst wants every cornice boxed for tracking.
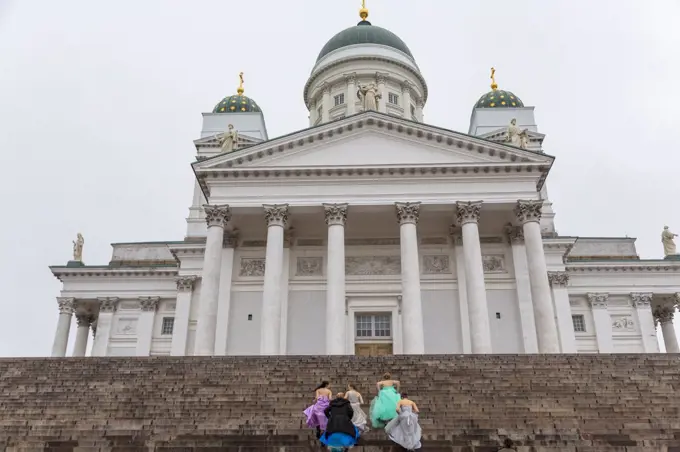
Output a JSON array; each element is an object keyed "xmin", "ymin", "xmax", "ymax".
[
  {"xmin": 50, "ymin": 267, "xmax": 179, "ymax": 282},
  {"xmin": 566, "ymin": 261, "xmax": 680, "ymax": 274},
  {"xmin": 304, "ymin": 55, "xmax": 428, "ymax": 107}
]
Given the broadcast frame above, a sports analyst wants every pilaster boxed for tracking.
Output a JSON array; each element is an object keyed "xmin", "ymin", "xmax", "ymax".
[
  {"xmin": 171, "ymin": 276, "xmax": 198, "ymax": 356},
  {"xmin": 215, "ymin": 230, "xmax": 238, "ymax": 355},
  {"xmin": 324, "ymin": 203, "xmax": 349, "ymax": 355},
  {"xmin": 505, "ymin": 224, "xmax": 538, "ymax": 353},
  {"xmin": 587, "ymin": 293, "xmax": 613, "ymax": 353},
  {"xmin": 51, "ymin": 297, "xmax": 75, "ymax": 358},
  {"xmin": 547, "ymin": 271, "xmax": 576, "ymax": 353},
  {"xmin": 91, "ymin": 297, "xmax": 118, "ymax": 356},
  {"xmin": 136, "ymin": 297, "xmax": 159, "ymax": 356},
  {"xmin": 630, "ymin": 293, "xmax": 657, "ymax": 353}
]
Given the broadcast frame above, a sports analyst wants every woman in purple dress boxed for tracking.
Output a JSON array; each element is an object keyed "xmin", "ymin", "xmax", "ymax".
[{"xmin": 303, "ymin": 380, "xmax": 332, "ymax": 438}]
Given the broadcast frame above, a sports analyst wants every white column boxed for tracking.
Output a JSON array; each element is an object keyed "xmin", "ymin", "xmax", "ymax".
[
  {"xmin": 51, "ymin": 297, "xmax": 74, "ymax": 357},
  {"xmin": 91, "ymin": 298, "xmax": 118, "ymax": 357},
  {"xmin": 548, "ymin": 271, "xmax": 577, "ymax": 353},
  {"xmin": 376, "ymin": 73, "xmax": 387, "ymax": 113},
  {"xmin": 587, "ymin": 293, "xmax": 613, "ymax": 353},
  {"xmin": 324, "ymin": 203, "xmax": 348, "ymax": 355},
  {"xmin": 415, "ymin": 100, "xmax": 424, "ymax": 122},
  {"xmin": 321, "ymin": 83, "xmax": 331, "ymax": 123},
  {"xmin": 261, "ymin": 204, "xmax": 289, "ymax": 355},
  {"xmin": 631, "ymin": 293, "xmax": 658, "ymax": 353},
  {"xmin": 171, "ymin": 276, "xmax": 198, "ymax": 356},
  {"xmin": 345, "ymin": 73, "xmax": 356, "ymax": 116},
  {"xmin": 401, "ymin": 81, "xmax": 412, "ymax": 118},
  {"xmin": 654, "ymin": 303, "xmax": 679, "ymax": 353},
  {"xmin": 395, "ymin": 202, "xmax": 425, "ymax": 354},
  {"xmin": 214, "ymin": 231, "xmax": 237, "ymax": 355},
  {"xmin": 194, "ymin": 204, "xmax": 231, "ymax": 356},
  {"xmin": 72, "ymin": 313, "xmax": 93, "ymax": 357},
  {"xmin": 456, "ymin": 201, "xmax": 492, "ymax": 354},
  {"xmin": 505, "ymin": 225, "xmax": 539, "ymax": 353},
  {"xmin": 309, "ymin": 99, "xmax": 317, "ymax": 126},
  {"xmin": 279, "ymin": 230, "xmax": 293, "ymax": 354},
  {"xmin": 135, "ymin": 297, "xmax": 159, "ymax": 356},
  {"xmin": 450, "ymin": 230, "xmax": 471, "ymax": 354},
  {"xmin": 515, "ymin": 200, "xmax": 560, "ymax": 353}
]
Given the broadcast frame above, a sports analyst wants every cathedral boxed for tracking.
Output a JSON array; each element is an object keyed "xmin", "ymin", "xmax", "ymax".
[{"xmin": 49, "ymin": 4, "xmax": 680, "ymax": 358}]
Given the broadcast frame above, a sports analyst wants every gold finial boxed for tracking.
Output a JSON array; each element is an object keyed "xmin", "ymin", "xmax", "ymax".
[
  {"xmin": 490, "ymin": 67, "xmax": 498, "ymax": 91},
  {"xmin": 359, "ymin": 0, "xmax": 369, "ymax": 21},
  {"xmin": 237, "ymin": 72, "xmax": 244, "ymax": 95}
]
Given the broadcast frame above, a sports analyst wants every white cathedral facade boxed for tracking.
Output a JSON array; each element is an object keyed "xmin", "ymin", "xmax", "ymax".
[{"xmin": 50, "ymin": 8, "xmax": 680, "ymax": 358}]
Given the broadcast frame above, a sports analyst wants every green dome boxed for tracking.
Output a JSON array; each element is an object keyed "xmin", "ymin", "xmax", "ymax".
[
  {"xmin": 475, "ymin": 89, "xmax": 524, "ymax": 109},
  {"xmin": 317, "ymin": 21, "xmax": 414, "ymax": 62},
  {"xmin": 213, "ymin": 94, "xmax": 262, "ymax": 114}
]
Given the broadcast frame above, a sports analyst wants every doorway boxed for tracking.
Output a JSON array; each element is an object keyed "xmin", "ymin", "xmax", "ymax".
[{"xmin": 354, "ymin": 312, "xmax": 393, "ymax": 356}]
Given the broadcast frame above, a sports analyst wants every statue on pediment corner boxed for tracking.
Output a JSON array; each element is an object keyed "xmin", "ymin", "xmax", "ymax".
[
  {"xmin": 72, "ymin": 233, "xmax": 84, "ymax": 262},
  {"xmin": 662, "ymin": 225, "xmax": 678, "ymax": 256},
  {"xmin": 506, "ymin": 118, "xmax": 528, "ymax": 148},
  {"xmin": 215, "ymin": 124, "xmax": 238, "ymax": 153},
  {"xmin": 357, "ymin": 83, "xmax": 380, "ymax": 111}
]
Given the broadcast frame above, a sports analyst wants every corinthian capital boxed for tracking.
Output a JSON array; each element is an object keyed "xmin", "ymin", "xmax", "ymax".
[
  {"xmin": 375, "ymin": 72, "xmax": 387, "ymax": 84},
  {"xmin": 98, "ymin": 297, "xmax": 119, "ymax": 313},
  {"xmin": 587, "ymin": 293, "xmax": 609, "ymax": 309},
  {"xmin": 401, "ymin": 80, "xmax": 411, "ymax": 94},
  {"xmin": 57, "ymin": 297, "xmax": 75, "ymax": 315},
  {"xmin": 76, "ymin": 314, "xmax": 94, "ymax": 328},
  {"xmin": 514, "ymin": 200, "xmax": 543, "ymax": 224},
  {"xmin": 653, "ymin": 305, "xmax": 675, "ymax": 324},
  {"xmin": 395, "ymin": 202, "xmax": 421, "ymax": 225},
  {"xmin": 344, "ymin": 73, "xmax": 357, "ymax": 85},
  {"xmin": 223, "ymin": 229, "xmax": 239, "ymax": 248},
  {"xmin": 203, "ymin": 204, "xmax": 231, "ymax": 228},
  {"xmin": 323, "ymin": 203, "xmax": 348, "ymax": 226},
  {"xmin": 139, "ymin": 297, "xmax": 160, "ymax": 312},
  {"xmin": 630, "ymin": 292, "xmax": 653, "ymax": 308},
  {"xmin": 547, "ymin": 271, "xmax": 569, "ymax": 287},
  {"xmin": 456, "ymin": 201, "xmax": 483, "ymax": 225},
  {"xmin": 176, "ymin": 275, "xmax": 198, "ymax": 292},
  {"xmin": 321, "ymin": 82, "xmax": 331, "ymax": 95},
  {"xmin": 263, "ymin": 204, "xmax": 290, "ymax": 227},
  {"xmin": 503, "ymin": 223, "xmax": 524, "ymax": 244}
]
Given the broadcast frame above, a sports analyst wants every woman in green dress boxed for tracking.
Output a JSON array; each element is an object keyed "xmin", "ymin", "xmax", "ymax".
[{"xmin": 369, "ymin": 372, "xmax": 401, "ymax": 428}]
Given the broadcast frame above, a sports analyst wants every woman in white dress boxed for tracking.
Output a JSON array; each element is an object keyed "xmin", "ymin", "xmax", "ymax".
[
  {"xmin": 385, "ymin": 392, "xmax": 422, "ymax": 451},
  {"xmin": 344, "ymin": 383, "xmax": 369, "ymax": 432}
]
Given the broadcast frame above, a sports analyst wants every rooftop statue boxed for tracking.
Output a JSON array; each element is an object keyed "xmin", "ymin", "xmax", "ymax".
[
  {"xmin": 358, "ymin": 83, "xmax": 380, "ymax": 111},
  {"xmin": 72, "ymin": 233, "xmax": 84, "ymax": 262},
  {"xmin": 216, "ymin": 124, "xmax": 238, "ymax": 153},
  {"xmin": 662, "ymin": 226, "xmax": 678, "ymax": 257}
]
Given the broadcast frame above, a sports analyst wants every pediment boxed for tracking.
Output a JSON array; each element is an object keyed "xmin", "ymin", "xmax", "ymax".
[{"xmin": 193, "ymin": 112, "xmax": 554, "ymax": 171}]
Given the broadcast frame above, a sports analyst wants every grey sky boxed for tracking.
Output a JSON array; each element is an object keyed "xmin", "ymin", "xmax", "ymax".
[{"xmin": 0, "ymin": 0, "xmax": 678, "ymax": 357}]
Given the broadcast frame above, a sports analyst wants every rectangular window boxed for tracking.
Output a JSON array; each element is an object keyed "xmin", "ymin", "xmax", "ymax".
[
  {"xmin": 388, "ymin": 93, "xmax": 399, "ymax": 105},
  {"xmin": 334, "ymin": 93, "xmax": 345, "ymax": 106},
  {"xmin": 410, "ymin": 105, "xmax": 416, "ymax": 116},
  {"xmin": 317, "ymin": 106, "xmax": 322, "ymax": 118},
  {"xmin": 572, "ymin": 314, "xmax": 586, "ymax": 332},
  {"xmin": 355, "ymin": 314, "xmax": 392, "ymax": 338},
  {"xmin": 161, "ymin": 317, "xmax": 174, "ymax": 335}
]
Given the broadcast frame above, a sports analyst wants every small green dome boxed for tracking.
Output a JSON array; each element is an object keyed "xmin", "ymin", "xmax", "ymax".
[
  {"xmin": 475, "ymin": 89, "xmax": 524, "ymax": 109},
  {"xmin": 317, "ymin": 21, "xmax": 414, "ymax": 62},
  {"xmin": 213, "ymin": 94, "xmax": 262, "ymax": 114}
]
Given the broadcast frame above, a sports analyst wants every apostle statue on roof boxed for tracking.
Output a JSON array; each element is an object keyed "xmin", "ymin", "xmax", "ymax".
[
  {"xmin": 216, "ymin": 124, "xmax": 238, "ymax": 153},
  {"xmin": 358, "ymin": 83, "xmax": 381, "ymax": 111}
]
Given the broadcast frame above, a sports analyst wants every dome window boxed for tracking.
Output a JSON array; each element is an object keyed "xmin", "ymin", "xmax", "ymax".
[
  {"xmin": 334, "ymin": 93, "xmax": 345, "ymax": 106},
  {"xmin": 388, "ymin": 93, "xmax": 399, "ymax": 105}
]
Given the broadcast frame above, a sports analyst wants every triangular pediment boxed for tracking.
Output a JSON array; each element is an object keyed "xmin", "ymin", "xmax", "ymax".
[{"xmin": 193, "ymin": 111, "xmax": 554, "ymax": 171}]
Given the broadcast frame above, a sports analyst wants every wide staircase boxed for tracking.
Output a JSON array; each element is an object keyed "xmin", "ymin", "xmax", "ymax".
[{"xmin": 1, "ymin": 355, "xmax": 679, "ymax": 451}]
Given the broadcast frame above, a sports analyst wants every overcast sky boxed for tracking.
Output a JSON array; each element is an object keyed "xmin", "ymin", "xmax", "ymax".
[{"xmin": 1, "ymin": 0, "xmax": 679, "ymax": 356}]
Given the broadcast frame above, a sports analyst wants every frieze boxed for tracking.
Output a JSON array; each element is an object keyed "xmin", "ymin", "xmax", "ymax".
[
  {"xmin": 421, "ymin": 237, "xmax": 447, "ymax": 246},
  {"xmin": 611, "ymin": 316, "xmax": 635, "ymax": 331},
  {"xmin": 482, "ymin": 255, "xmax": 505, "ymax": 273},
  {"xmin": 346, "ymin": 256, "xmax": 401, "ymax": 276},
  {"xmin": 296, "ymin": 257, "xmax": 323, "ymax": 276},
  {"xmin": 297, "ymin": 239, "xmax": 324, "ymax": 247},
  {"xmin": 240, "ymin": 258, "xmax": 266, "ymax": 277},
  {"xmin": 242, "ymin": 240, "xmax": 267, "ymax": 248},
  {"xmin": 346, "ymin": 238, "xmax": 400, "ymax": 246},
  {"xmin": 118, "ymin": 301, "xmax": 139, "ymax": 310},
  {"xmin": 480, "ymin": 237, "xmax": 504, "ymax": 244},
  {"xmin": 422, "ymin": 255, "xmax": 450, "ymax": 274}
]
